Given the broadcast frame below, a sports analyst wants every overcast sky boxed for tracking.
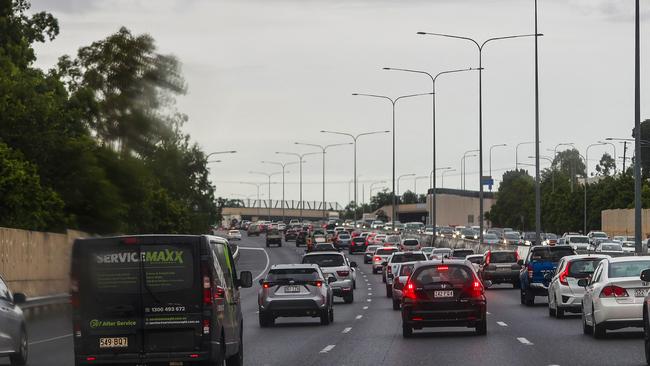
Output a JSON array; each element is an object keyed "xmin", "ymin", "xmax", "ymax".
[{"xmin": 31, "ymin": 0, "xmax": 649, "ymax": 206}]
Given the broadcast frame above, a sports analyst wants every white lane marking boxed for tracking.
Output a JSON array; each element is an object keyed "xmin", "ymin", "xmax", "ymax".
[
  {"xmin": 363, "ymin": 306, "xmax": 369, "ymax": 310},
  {"xmin": 367, "ymin": 299, "xmax": 372, "ymax": 302},
  {"xmin": 368, "ymin": 293, "xmax": 373, "ymax": 296},
  {"xmin": 342, "ymin": 327, "xmax": 352, "ymax": 334},
  {"xmin": 486, "ymin": 311, "xmax": 491, "ymax": 315},
  {"xmin": 29, "ymin": 334, "xmax": 72, "ymax": 345},
  {"xmin": 355, "ymin": 315, "xmax": 363, "ymax": 320},
  {"xmin": 497, "ymin": 321, "xmax": 508, "ymax": 327},
  {"xmin": 320, "ymin": 345, "xmax": 336, "ymax": 353},
  {"xmin": 517, "ymin": 337, "xmax": 533, "ymax": 345},
  {"xmin": 239, "ymin": 247, "xmax": 271, "ymax": 281}
]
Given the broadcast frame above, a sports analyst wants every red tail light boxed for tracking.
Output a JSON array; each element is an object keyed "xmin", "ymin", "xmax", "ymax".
[
  {"xmin": 262, "ymin": 282, "xmax": 271, "ymax": 289},
  {"xmin": 514, "ymin": 251, "xmax": 519, "ymax": 262},
  {"xmin": 485, "ymin": 251, "xmax": 491, "ymax": 266},
  {"xmin": 469, "ymin": 278, "xmax": 484, "ymax": 298},
  {"xmin": 121, "ymin": 237, "xmax": 138, "ymax": 245},
  {"xmin": 374, "ymin": 256, "xmax": 381, "ymax": 262},
  {"xmin": 202, "ymin": 261, "xmax": 213, "ymax": 305},
  {"xmin": 527, "ymin": 264, "xmax": 534, "ymax": 279},
  {"xmin": 403, "ymin": 281, "xmax": 417, "ymax": 299},
  {"xmin": 559, "ymin": 262, "xmax": 571, "ymax": 286},
  {"xmin": 600, "ymin": 285, "xmax": 629, "ymax": 298},
  {"xmin": 387, "ymin": 266, "xmax": 392, "ymax": 274},
  {"xmin": 337, "ymin": 270, "xmax": 350, "ymax": 277},
  {"xmin": 87, "ymin": 357, "xmax": 97, "ymax": 361},
  {"xmin": 202, "ymin": 319, "xmax": 211, "ymax": 334},
  {"xmin": 437, "ymin": 265, "xmax": 449, "ymax": 271},
  {"xmin": 313, "ymin": 281, "xmax": 323, "ymax": 287},
  {"xmin": 214, "ymin": 286, "xmax": 225, "ymax": 299}
]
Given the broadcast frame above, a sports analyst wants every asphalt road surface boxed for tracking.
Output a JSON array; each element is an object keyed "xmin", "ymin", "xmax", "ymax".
[{"xmin": 6, "ymin": 234, "xmax": 648, "ymax": 366}]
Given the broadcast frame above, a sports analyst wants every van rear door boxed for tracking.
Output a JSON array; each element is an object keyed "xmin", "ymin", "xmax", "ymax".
[{"xmin": 74, "ymin": 236, "xmax": 203, "ymax": 359}]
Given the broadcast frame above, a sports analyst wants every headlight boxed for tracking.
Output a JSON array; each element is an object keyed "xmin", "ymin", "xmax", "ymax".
[
  {"xmin": 461, "ymin": 235, "xmax": 466, "ymax": 239},
  {"xmin": 474, "ymin": 235, "xmax": 478, "ymax": 239},
  {"xmin": 503, "ymin": 239, "xmax": 508, "ymax": 244}
]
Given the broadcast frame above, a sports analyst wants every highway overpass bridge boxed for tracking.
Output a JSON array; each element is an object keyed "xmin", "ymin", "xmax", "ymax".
[{"xmin": 221, "ymin": 199, "xmax": 342, "ymax": 221}]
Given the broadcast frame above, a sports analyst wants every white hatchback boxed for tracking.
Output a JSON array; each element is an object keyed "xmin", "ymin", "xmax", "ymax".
[{"xmin": 581, "ymin": 256, "xmax": 650, "ymax": 338}]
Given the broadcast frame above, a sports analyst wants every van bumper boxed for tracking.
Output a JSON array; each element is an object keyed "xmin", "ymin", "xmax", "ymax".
[{"xmin": 75, "ymin": 351, "xmax": 211, "ymax": 364}]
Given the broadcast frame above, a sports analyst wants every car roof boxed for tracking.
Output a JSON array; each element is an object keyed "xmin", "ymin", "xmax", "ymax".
[
  {"xmin": 303, "ymin": 251, "xmax": 344, "ymax": 256},
  {"xmin": 606, "ymin": 255, "xmax": 650, "ymax": 263},
  {"xmin": 561, "ymin": 254, "xmax": 610, "ymax": 261},
  {"xmin": 271, "ymin": 263, "xmax": 320, "ymax": 270},
  {"xmin": 413, "ymin": 259, "xmax": 469, "ymax": 269}
]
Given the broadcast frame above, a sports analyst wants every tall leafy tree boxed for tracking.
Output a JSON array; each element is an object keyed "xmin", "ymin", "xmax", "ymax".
[{"xmin": 595, "ymin": 153, "xmax": 616, "ymax": 177}]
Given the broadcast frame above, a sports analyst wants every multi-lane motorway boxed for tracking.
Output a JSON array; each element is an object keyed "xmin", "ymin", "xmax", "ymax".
[{"xmin": 9, "ymin": 234, "xmax": 648, "ymax": 366}]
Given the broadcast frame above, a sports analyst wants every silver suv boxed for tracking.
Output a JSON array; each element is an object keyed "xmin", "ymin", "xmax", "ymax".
[
  {"xmin": 0, "ymin": 275, "xmax": 28, "ymax": 366},
  {"xmin": 302, "ymin": 251, "xmax": 357, "ymax": 303},
  {"xmin": 384, "ymin": 251, "xmax": 427, "ymax": 296},
  {"xmin": 258, "ymin": 264, "xmax": 334, "ymax": 326}
]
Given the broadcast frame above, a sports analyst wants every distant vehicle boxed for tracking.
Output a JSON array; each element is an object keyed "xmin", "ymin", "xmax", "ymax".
[
  {"xmin": 429, "ymin": 248, "xmax": 452, "ymax": 260},
  {"xmin": 404, "ymin": 222, "xmax": 424, "ymax": 233},
  {"xmin": 372, "ymin": 247, "xmax": 399, "ymax": 274},
  {"xmin": 595, "ymin": 242, "xmax": 624, "ymax": 254},
  {"xmin": 312, "ymin": 243, "xmax": 339, "ymax": 252},
  {"xmin": 480, "ymin": 250, "xmax": 520, "ymax": 288},
  {"xmin": 364, "ymin": 245, "xmax": 381, "ymax": 264},
  {"xmin": 438, "ymin": 227, "xmax": 455, "ymax": 238},
  {"xmin": 459, "ymin": 228, "xmax": 478, "ymax": 240},
  {"xmin": 0, "ymin": 275, "xmax": 27, "ymax": 366},
  {"xmin": 371, "ymin": 220, "xmax": 384, "ymax": 229},
  {"xmin": 384, "ymin": 251, "xmax": 427, "ymax": 293},
  {"xmin": 451, "ymin": 248, "xmax": 474, "ymax": 259},
  {"xmin": 258, "ymin": 264, "xmax": 334, "ymax": 327},
  {"xmin": 482, "ymin": 233, "xmax": 500, "ymax": 245},
  {"xmin": 301, "ymin": 252, "xmax": 357, "ymax": 303},
  {"xmin": 284, "ymin": 229, "xmax": 298, "ymax": 241},
  {"xmin": 401, "ymin": 260, "xmax": 487, "ymax": 337},
  {"xmin": 349, "ymin": 236, "xmax": 368, "ymax": 254},
  {"xmin": 335, "ymin": 233, "xmax": 352, "ymax": 249},
  {"xmin": 247, "ymin": 223, "xmax": 261, "ymax": 237},
  {"xmin": 503, "ymin": 231, "xmax": 523, "ymax": 245},
  {"xmin": 71, "ymin": 235, "xmax": 253, "ymax": 366},
  {"xmin": 547, "ymin": 254, "xmax": 608, "ymax": 318},
  {"xmin": 384, "ymin": 235, "xmax": 401, "ymax": 247},
  {"xmin": 542, "ymin": 233, "xmax": 558, "ymax": 246},
  {"xmin": 266, "ymin": 229, "xmax": 283, "ymax": 247},
  {"xmin": 587, "ymin": 231, "xmax": 609, "ymax": 244},
  {"xmin": 519, "ymin": 246, "xmax": 576, "ymax": 306},
  {"xmin": 227, "ymin": 229, "xmax": 242, "ymax": 241},
  {"xmin": 390, "ymin": 262, "xmax": 416, "ymax": 310},
  {"xmin": 399, "ymin": 238, "xmax": 421, "ymax": 252},
  {"xmin": 466, "ymin": 254, "xmax": 484, "ymax": 273},
  {"xmin": 374, "ymin": 234, "xmax": 387, "ymax": 245},
  {"xmin": 420, "ymin": 247, "xmax": 434, "ymax": 257},
  {"xmin": 296, "ymin": 231, "xmax": 308, "ymax": 247},
  {"xmin": 582, "ymin": 256, "xmax": 650, "ymax": 338},
  {"xmin": 565, "ymin": 235, "xmax": 590, "ymax": 251},
  {"xmin": 523, "ymin": 232, "xmax": 538, "ymax": 246}
]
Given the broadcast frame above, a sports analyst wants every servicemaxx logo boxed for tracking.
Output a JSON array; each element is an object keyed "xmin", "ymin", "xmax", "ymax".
[{"xmin": 96, "ymin": 249, "xmax": 185, "ymax": 264}]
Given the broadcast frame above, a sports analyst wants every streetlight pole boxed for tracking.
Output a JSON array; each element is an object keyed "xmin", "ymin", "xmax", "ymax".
[
  {"xmin": 534, "ymin": 0, "xmax": 543, "ymax": 249},
  {"xmin": 489, "ymin": 143, "xmax": 507, "ymax": 185},
  {"xmin": 206, "ymin": 150, "xmax": 237, "ymax": 160},
  {"xmin": 320, "ymin": 130, "xmax": 389, "ymax": 223},
  {"xmin": 352, "ymin": 92, "xmax": 433, "ymax": 224},
  {"xmin": 417, "ymin": 31, "xmax": 541, "ymax": 244},
  {"xmin": 634, "ymin": 0, "xmax": 642, "ymax": 254},
  {"xmin": 261, "ymin": 160, "xmax": 299, "ymax": 223},
  {"xmin": 516, "ymin": 142, "xmax": 535, "ymax": 170},
  {"xmin": 597, "ymin": 141, "xmax": 617, "ymax": 173},
  {"xmin": 430, "ymin": 167, "xmax": 453, "ymax": 188},
  {"xmin": 461, "ymin": 150, "xmax": 479, "ymax": 190},
  {"xmin": 276, "ymin": 151, "xmax": 320, "ymax": 222},
  {"xmin": 383, "ymin": 67, "xmax": 475, "ymax": 230},
  {"xmin": 239, "ymin": 181, "xmax": 264, "ymax": 218},
  {"xmin": 584, "ymin": 142, "xmax": 607, "ymax": 234},
  {"xmin": 441, "ymin": 169, "xmax": 456, "ymax": 189},
  {"xmin": 369, "ymin": 181, "xmax": 387, "ymax": 200},
  {"xmin": 249, "ymin": 171, "xmax": 281, "ymax": 221},
  {"xmin": 295, "ymin": 142, "xmax": 351, "ymax": 220},
  {"xmin": 414, "ymin": 176, "xmax": 429, "ymax": 196}
]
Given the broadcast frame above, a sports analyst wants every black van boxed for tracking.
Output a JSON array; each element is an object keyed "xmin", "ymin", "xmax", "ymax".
[{"xmin": 70, "ymin": 235, "xmax": 252, "ymax": 366}]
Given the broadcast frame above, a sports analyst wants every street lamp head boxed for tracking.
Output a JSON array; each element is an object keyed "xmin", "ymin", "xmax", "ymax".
[
  {"xmin": 351, "ymin": 93, "xmax": 359, "ymax": 96},
  {"xmin": 382, "ymin": 67, "xmax": 391, "ymax": 70},
  {"xmin": 416, "ymin": 31, "xmax": 426, "ymax": 35}
]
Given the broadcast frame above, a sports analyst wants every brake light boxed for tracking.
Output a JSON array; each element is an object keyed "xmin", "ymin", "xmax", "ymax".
[
  {"xmin": 527, "ymin": 264, "xmax": 534, "ymax": 279},
  {"xmin": 470, "ymin": 278, "xmax": 484, "ymax": 298},
  {"xmin": 313, "ymin": 280, "xmax": 323, "ymax": 287},
  {"xmin": 190, "ymin": 354, "xmax": 200, "ymax": 359},
  {"xmin": 214, "ymin": 286, "xmax": 225, "ymax": 299},
  {"xmin": 485, "ymin": 252, "xmax": 491, "ymax": 266},
  {"xmin": 514, "ymin": 251, "xmax": 519, "ymax": 262},
  {"xmin": 438, "ymin": 265, "xmax": 449, "ymax": 271},
  {"xmin": 87, "ymin": 357, "xmax": 97, "ymax": 361},
  {"xmin": 600, "ymin": 285, "xmax": 629, "ymax": 298},
  {"xmin": 403, "ymin": 281, "xmax": 417, "ymax": 299},
  {"xmin": 374, "ymin": 256, "xmax": 381, "ymax": 262},
  {"xmin": 559, "ymin": 262, "xmax": 571, "ymax": 286},
  {"xmin": 262, "ymin": 282, "xmax": 271, "ymax": 289},
  {"xmin": 202, "ymin": 261, "xmax": 213, "ymax": 305},
  {"xmin": 387, "ymin": 266, "xmax": 392, "ymax": 274},
  {"xmin": 202, "ymin": 319, "xmax": 210, "ymax": 334},
  {"xmin": 337, "ymin": 270, "xmax": 350, "ymax": 277}
]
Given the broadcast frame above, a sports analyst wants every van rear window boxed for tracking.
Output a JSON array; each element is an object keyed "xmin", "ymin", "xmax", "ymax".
[
  {"xmin": 530, "ymin": 247, "xmax": 574, "ymax": 262},
  {"xmin": 490, "ymin": 252, "xmax": 517, "ymax": 263}
]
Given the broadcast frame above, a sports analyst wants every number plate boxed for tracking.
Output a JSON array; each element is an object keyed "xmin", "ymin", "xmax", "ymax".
[
  {"xmin": 498, "ymin": 267, "xmax": 510, "ymax": 272},
  {"xmin": 99, "ymin": 337, "xmax": 128, "ymax": 348},
  {"xmin": 634, "ymin": 288, "xmax": 648, "ymax": 297},
  {"xmin": 434, "ymin": 290, "xmax": 454, "ymax": 298},
  {"xmin": 284, "ymin": 285, "xmax": 300, "ymax": 293}
]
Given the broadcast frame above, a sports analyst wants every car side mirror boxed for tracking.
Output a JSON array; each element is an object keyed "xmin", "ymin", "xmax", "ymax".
[
  {"xmin": 350, "ymin": 261, "xmax": 358, "ymax": 268},
  {"xmin": 517, "ymin": 259, "xmax": 524, "ymax": 266},
  {"xmin": 258, "ymin": 278, "xmax": 265, "ymax": 286},
  {"xmin": 239, "ymin": 271, "xmax": 253, "ymax": 288},
  {"xmin": 12, "ymin": 293, "xmax": 26, "ymax": 304},
  {"xmin": 483, "ymin": 280, "xmax": 493, "ymax": 288},
  {"xmin": 328, "ymin": 276, "xmax": 336, "ymax": 284},
  {"xmin": 641, "ymin": 269, "xmax": 650, "ymax": 282},
  {"xmin": 382, "ymin": 261, "xmax": 388, "ymax": 267},
  {"xmin": 577, "ymin": 278, "xmax": 589, "ymax": 287}
]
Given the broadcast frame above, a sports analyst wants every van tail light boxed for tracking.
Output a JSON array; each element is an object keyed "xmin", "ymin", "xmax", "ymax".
[
  {"xmin": 527, "ymin": 264, "xmax": 534, "ymax": 279},
  {"xmin": 202, "ymin": 319, "xmax": 211, "ymax": 334},
  {"xmin": 600, "ymin": 285, "xmax": 629, "ymax": 298},
  {"xmin": 337, "ymin": 270, "xmax": 350, "ymax": 277},
  {"xmin": 214, "ymin": 286, "xmax": 226, "ymax": 299},
  {"xmin": 201, "ymin": 261, "xmax": 213, "ymax": 305},
  {"xmin": 559, "ymin": 262, "xmax": 571, "ymax": 286},
  {"xmin": 403, "ymin": 281, "xmax": 417, "ymax": 300}
]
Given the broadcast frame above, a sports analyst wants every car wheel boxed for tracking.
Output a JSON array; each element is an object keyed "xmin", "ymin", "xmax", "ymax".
[
  {"xmin": 258, "ymin": 312, "xmax": 273, "ymax": 327},
  {"xmin": 225, "ymin": 327, "xmax": 243, "ymax": 366},
  {"xmin": 520, "ymin": 290, "xmax": 525, "ymax": 305},
  {"xmin": 644, "ymin": 308, "xmax": 650, "ymax": 365},
  {"xmin": 548, "ymin": 305, "xmax": 556, "ymax": 318},
  {"xmin": 475, "ymin": 316, "xmax": 487, "ymax": 336},
  {"xmin": 524, "ymin": 291, "xmax": 535, "ymax": 306},
  {"xmin": 392, "ymin": 298, "xmax": 400, "ymax": 311},
  {"xmin": 556, "ymin": 307, "xmax": 564, "ymax": 319},
  {"xmin": 582, "ymin": 306, "xmax": 592, "ymax": 335},
  {"xmin": 320, "ymin": 309, "xmax": 331, "ymax": 325},
  {"xmin": 382, "ymin": 274, "xmax": 386, "ymax": 283},
  {"xmin": 386, "ymin": 285, "xmax": 392, "ymax": 298},
  {"xmin": 402, "ymin": 323, "xmax": 413, "ymax": 338},
  {"xmin": 329, "ymin": 306, "xmax": 334, "ymax": 323},
  {"xmin": 593, "ymin": 319, "xmax": 606, "ymax": 339},
  {"xmin": 343, "ymin": 292, "xmax": 354, "ymax": 304},
  {"xmin": 9, "ymin": 328, "xmax": 27, "ymax": 366},
  {"xmin": 513, "ymin": 281, "xmax": 520, "ymax": 289}
]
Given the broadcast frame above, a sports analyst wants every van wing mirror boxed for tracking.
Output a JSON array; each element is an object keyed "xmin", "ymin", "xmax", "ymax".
[
  {"xmin": 641, "ymin": 269, "xmax": 650, "ymax": 282},
  {"xmin": 12, "ymin": 292, "xmax": 26, "ymax": 304},
  {"xmin": 238, "ymin": 271, "xmax": 253, "ymax": 288}
]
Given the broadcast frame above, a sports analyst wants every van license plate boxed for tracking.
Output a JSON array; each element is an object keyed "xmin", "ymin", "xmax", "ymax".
[
  {"xmin": 434, "ymin": 290, "xmax": 454, "ymax": 298},
  {"xmin": 285, "ymin": 285, "xmax": 300, "ymax": 293},
  {"xmin": 99, "ymin": 337, "xmax": 128, "ymax": 348}
]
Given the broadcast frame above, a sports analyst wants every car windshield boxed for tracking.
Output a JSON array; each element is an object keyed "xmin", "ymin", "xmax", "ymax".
[
  {"xmin": 338, "ymin": 234, "xmax": 350, "ymax": 240},
  {"xmin": 490, "ymin": 252, "xmax": 517, "ymax": 263},
  {"xmin": 505, "ymin": 233, "xmax": 520, "ymax": 239},
  {"xmin": 484, "ymin": 233, "xmax": 498, "ymax": 240},
  {"xmin": 266, "ymin": 268, "xmax": 320, "ymax": 282},
  {"xmin": 524, "ymin": 233, "xmax": 536, "ymax": 239},
  {"xmin": 391, "ymin": 253, "xmax": 426, "ymax": 263},
  {"xmin": 433, "ymin": 249, "xmax": 452, "ymax": 254},
  {"xmin": 568, "ymin": 259, "xmax": 604, "ymax": 277},
  {"xmin": 402, "ymin": 239, "xmax": 419, "ymax": 246},
  {"xmin": 545, "ymin": 233, "xmax": 558, "ymax": 239},
  {"xmin": 366, "ymin": 245, "xmax": 379, "ymax": 253},
  {"xmin": 452, "ymin": 250, "xmax": 473, "ymax": 258},
  {"xmin": 608, "ymin": 261, "xmax": 650, "ymax": 278},
  {"xmin": 302, "ymin": 254, "xmax": 345, "ymax": 267},
  {"xmin": 414, "ymin": 265, "xmax": 473, "ymax": 286},
  {"xmin": 467, "ymin": 256, "xmax": 483, "ymax": 264},
  {"xmin": 592, "ymin": 232, "xmax": 608, "ymax": 238},
  {"xmin": 461, "ymin": 229, "xmax": 475, "ymax": 236},
  {"xmin": 530, "ymin": 247, "xmax": 575, "ymax": 262}
]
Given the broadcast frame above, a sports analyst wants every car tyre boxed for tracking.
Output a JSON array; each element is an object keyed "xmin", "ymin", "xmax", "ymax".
[
  {"xmin": 475, "ymin": 316, "xmax": 487, "ymax": 336},
  {"xmin": 520, "ymin": 290, "xmax": 525, "ymax": 305},
  {"xmin": 343, "ymin": 292, "xmax": 354, "ymax": 304},
  {"xmin": 548, "ymin": 305, "xmax": 556, "ymax": 318},
  {"xmin": 513, "ymin": 281, "xmax": 520, "ymax": 289},
  {"xmin": 329, "ymin": 306, "xmax": 334, "ymax": 323},
  {"xmin": 582, "ymin": 308, "xmax": 592, "ymax": 335},
  {"xmin": 556, "ymin": 307, "xmax": 564, "ymax": 319},
  {"xmin": 524, "ymin": 291, "xmax": 535, "ymax": 306},
  {"xmin": 392, "ymin": 298, "xmax": 400, "ymax": 311},
  {"xmin": 644, "ymin": 308, "xmax": 650, "ymax": 365},
  {"xmin": 320, "ymin": 309, "xmax": 331, "ymax": 325},
  {"xmin": 593, "ymin": 321, "xmax": 606, "ymax": 339},
  {"xmin": 9, "ymin": 329, "xmax": 27, "ymax": 366},
  {"xmin": 402, "ymin": 323, "xmax": 413, "ymax": 338},
  {"xmin": 225, "ymin": 327, "xmax": 243, "ymax": 366},
  {"xmin": 386, "ymin": 285, "xmax": 392, "ymax": 298},
  {"xmin": 258, "ymin": 312, "xmax": 274, "ymax": 327}
]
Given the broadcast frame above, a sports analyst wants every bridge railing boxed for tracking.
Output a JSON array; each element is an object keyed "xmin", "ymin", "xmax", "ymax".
[{"xmin": 224, "ymin": 199, "xmax": 343, "ymax": 211}]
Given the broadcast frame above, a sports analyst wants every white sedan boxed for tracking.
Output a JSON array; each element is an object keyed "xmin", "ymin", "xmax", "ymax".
[
  {"xmin": 581, "ymin": 256, "xmax": 650, "ymax": 338},
  {"xmin": 227, "ymin": 229, "xmax": 242, "ymax": 241}
]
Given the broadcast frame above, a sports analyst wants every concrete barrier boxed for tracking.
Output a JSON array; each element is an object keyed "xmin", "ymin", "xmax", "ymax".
[{"xmin": 0, "ymin": 227, "xmax": 89, "ymax": 298}]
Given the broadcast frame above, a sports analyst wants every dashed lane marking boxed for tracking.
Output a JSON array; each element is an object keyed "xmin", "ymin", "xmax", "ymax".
[
  {"xmin": 497, "ymin": 321, "xmax": 508, "ymax": 327},
  {"xmin": 342, "ymin": 327, "xmax": 352, "ymax": 333},
  {"xmin": 367, "ymin": 299, "xmax": 372, "ymax": 302},
  {"xmin": 320, "ymin": 345, "xmax": 336, "ymax": 353},
  {"xmin": 355, "ymin": 315, "xmax": 363, "ymax": 320},
  {"xmin": 363, "ymin": 306, "xmax": 369, "ymax": 310},
  {"xmin": 517, "ymin": 337, "xmax": 533, "ymax": 345}
]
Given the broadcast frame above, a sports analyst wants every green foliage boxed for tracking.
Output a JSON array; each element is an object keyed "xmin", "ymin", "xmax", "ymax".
[
  {"xmin": 400, "ymin": 190, "xmax": 418, "ymax": 204},
  {"xmin": 553, "ymin": 148, "xmax": 585, "ymax": 178},
  {"xmin": 595, "ymin": 153, "xmax": 616, "ymax": 177},
  {"xmin": 487, "ymin": 170, "xmax": 535, "ymax": 231}
]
